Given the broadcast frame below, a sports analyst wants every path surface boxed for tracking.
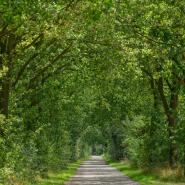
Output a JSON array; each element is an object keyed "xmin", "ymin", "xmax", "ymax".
[{"xmin": 65, "ymin": 156, "xmax": 140, "ymax": 185}]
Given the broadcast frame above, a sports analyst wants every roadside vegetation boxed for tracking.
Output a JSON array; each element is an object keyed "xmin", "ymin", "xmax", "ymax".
[
  {"xmin": 107, "ymin": 159, "xmax": 185, "ymax": 185},
  {"xmin": 35, "ymin": 161, "xmax": 81, "ymax": 185}
]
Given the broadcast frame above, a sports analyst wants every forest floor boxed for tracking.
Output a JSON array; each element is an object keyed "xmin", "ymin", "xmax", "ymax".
[{"xmin": 108, "ymin": 160, "xmax": 185, "ymax": 185}]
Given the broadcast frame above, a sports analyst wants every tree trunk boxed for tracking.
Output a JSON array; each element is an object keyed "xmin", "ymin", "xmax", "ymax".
[
  {"xmin": 168, "ymin": 86, "xmax": 179, "ymax": 167},
  {"xmin": 157, "ymin": 77, "xmax": 179, "ymax": 168},
  {"xmin": 0, "ymin": 78, "xmax": 10, "ymax": 117},
  {"xmin": 147, "ymin": 77, "xmax": 159, "ymax": 166},
  {"xmin": 0, "ymin": 38, "xmax": 10, "ymax": 136},
  {"xmin": 183, "ymin": 144, "xmax": 185, "ymax": 176},
  {"xmin": 0, "ymin": 34, "xmax": 17, "ymax": 117}
]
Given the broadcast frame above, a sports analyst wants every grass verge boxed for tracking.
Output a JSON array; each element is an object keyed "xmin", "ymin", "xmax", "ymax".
[
  {"xmin": 35, "ymin": 160, "xmax": 82, "ymax": 185},
  {"xmin": 107, "ymin": 160, "xmax": 185, "ymax": 185}
]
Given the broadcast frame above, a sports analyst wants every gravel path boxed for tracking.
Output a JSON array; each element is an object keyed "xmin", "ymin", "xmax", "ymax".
[{"xmin": 64, "ymin": 156, "xmax": 140, "ymax": 185}]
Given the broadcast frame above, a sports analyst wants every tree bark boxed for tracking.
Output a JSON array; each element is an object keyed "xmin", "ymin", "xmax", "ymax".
[
  {"xmin": 146, "ymin": 77, "xmax": 159, "ymax": 166},
  {"xmin": 0, "ymin": 78, "xmax": 10, "ymax": 117},
  {"xmin": 157, "ymin": 76, "xmax": 179, "ymax": 168},
  {"xmin": 0, "ymin": 35, "xmax": 16, "ymax": 117}
]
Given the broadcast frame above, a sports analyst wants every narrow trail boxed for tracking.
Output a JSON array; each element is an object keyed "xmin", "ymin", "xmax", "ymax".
[{"xmin": 65, "ymin": 156, "xmax": 140, "ymax": 185}]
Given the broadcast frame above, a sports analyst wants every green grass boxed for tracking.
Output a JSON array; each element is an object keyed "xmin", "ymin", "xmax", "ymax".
[
  {"xmin": 35, "ymin": 161, "xmax": 82, "ymax": 185},
  {"xmin": 107, "ymin": 160, "xmax": 185, "ymax": 185}
]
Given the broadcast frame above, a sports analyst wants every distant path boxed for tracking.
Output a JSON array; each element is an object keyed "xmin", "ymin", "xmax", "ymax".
[{"xmin": 65, "ymin": 156, "xmax": 140, "ymax": 185}]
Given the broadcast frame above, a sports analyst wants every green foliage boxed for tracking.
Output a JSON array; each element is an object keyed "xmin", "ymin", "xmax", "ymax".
[
  {"xmin": 108, "ymin": 160, "xmax": 185, "ymax": 185},
  {"xmin": 1, "ymin": 0, "xmax": 185, "ymax": 184},
  {"xmin": 123, "ymin": 116, "xmax": 169, "ymax": 168},
  {"xmin": 35, "ymin": 161, "xmax": 82, "ymax": 185}
]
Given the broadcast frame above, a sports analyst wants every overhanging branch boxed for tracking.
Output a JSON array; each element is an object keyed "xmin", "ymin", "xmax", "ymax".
[{"xmin": 28, "ymin": 42, "xmax": 73, "ymax": 89}]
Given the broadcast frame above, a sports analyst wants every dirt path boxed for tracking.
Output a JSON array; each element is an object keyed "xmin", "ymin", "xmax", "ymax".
[{"xmin": 64, "ymin": 156, "xmax": 140, "ymax": 185}]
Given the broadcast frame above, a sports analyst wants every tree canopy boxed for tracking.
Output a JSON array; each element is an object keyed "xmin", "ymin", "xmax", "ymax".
[{"xmin": 1, "ymin": 0, "xmax": 185, "ymax": 184}]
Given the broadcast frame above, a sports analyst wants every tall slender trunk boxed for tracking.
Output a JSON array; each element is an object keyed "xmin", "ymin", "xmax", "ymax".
[
  {"xmin": 168, "ymin": 84, "xmax": 179, "ymax": 167},
  {"xmin": 0, "ymin": 77, "xmax": 10, "ymax": 117},
  {"xmin": 0, "ymin": 34, "xmax": 16, "ymax": 118},
  {"xmin": 157, "ymin": 77, "xmax": 179, "ymax": 168},
  {"xmin": 183, "ymin": 145, "xmax": 185, "ymax": 176},
  {"xmin": 150, "ymin": 77, "xmax": 159, "ymax": 123},
  {"xmin": 0, "ymin": 38, "xmax": 9, "ymax": 136},
  {"xmin": 147, "ymin": 77, "xmax": 159, "ymax": 166}
]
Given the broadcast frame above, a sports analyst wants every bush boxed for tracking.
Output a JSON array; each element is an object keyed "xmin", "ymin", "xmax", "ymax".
[{"xmin": 123, "ymin": 115, "xmax": 169, "ymax": 168}]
